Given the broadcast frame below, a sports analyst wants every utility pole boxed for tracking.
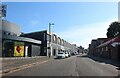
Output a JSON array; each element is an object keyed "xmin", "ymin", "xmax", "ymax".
[
  {"xmin": 0, "ymin": 3, "xmax": 7, "ymax": 58},
  {"xmin": 0, "ymin": 1, "xmax": 2, "ymax": 58},
  {"xmin": 48, "ymin": 23, "xmax": 54, "ymax": 58}
]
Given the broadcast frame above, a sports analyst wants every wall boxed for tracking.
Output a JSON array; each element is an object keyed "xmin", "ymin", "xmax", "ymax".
[
  {"xmin": 31, "ymin": 45, "xmax": 41, "ymax": 56},
  {"xmin": 111, "ymin": 46, "xmax": 119, "ymax": 60},
  {"xmin": 21, "ymin": 30, "xmax": 47, "ymax": 56},
  {"xmin": 2, "ymin": 20, "xmax": 20, "ymax": 36},
  {"xmin": 118, "ymin": 2, "xmax": 120, "ymax": 22}
]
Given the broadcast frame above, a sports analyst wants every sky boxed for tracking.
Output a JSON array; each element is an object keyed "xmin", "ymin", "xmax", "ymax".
[{"xmin": 3, "ymin": 2, "xmax": 118, "ymax": 49}]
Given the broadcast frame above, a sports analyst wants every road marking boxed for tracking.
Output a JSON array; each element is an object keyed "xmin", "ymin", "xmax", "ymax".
[{"xmin": 2, "ymin": 59, "xmax": 53, "ymax": 76}]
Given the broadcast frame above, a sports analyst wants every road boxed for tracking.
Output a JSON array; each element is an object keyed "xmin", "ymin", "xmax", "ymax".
[{"xmin": 3, "ymin": 55, "xmax": 119, "ymax": 76}]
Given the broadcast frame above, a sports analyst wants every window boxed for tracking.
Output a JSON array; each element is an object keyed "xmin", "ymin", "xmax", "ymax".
[
  {"xmin": 58, "ymin": 52, "xmax": 63, "ymax": 54},
  {"xmin": 3, "ymin": 32, "xmax": 6, "ymax": 34},
  {"xmin": 8, "ymin": 33, "xmax": 11, "ymax": 35},
  {"xmin": 106, "ymin": 47, "xmax": 108, "ymax": 51},
  {"xmin": 53, "ymin": 36, "xmax": 56, "ymax": 42},
  {"xmin": 58, "ymin": 38, "xmax": 60, "ymax": 44},
  {"xmin": 44, "ymin": 33, "xmax": 46, "ymax": 41},
  {"xmin": 47, "ymin": 34, "xmax": 50, "ymax": 41},
  {"xmin": 102, "ymin": 48, "xmax": 104, "ymax": 51}
]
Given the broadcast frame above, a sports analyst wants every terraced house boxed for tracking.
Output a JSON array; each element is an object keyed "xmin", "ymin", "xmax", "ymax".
[{"xmin": 21, "ymin": 30, "xmax": 78, "ymax": 56}]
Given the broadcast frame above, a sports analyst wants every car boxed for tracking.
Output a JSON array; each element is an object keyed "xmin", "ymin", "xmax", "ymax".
[
  {"xmin": 71, "ymin": 52, "xmax": 76, "ymax": 56},
  {"xmin": 74, "ymin": 52, "xmax": 78, "ymax": 55},
  {"xmin": 56, "ymin": 52, "xmax": 65, "ymax": 59},
  {"xmin": 68, "ymin": 52, "xmax": 71, "ymax": 57},
  {"xmin": 65, "ymin": 52, "xmax": 69, "ymax": 58}
]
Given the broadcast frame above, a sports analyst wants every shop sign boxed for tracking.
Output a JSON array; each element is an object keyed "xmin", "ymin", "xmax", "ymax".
[{"xmin": 14, "ymin": 42, "xmax": 24, "ymax": 57}]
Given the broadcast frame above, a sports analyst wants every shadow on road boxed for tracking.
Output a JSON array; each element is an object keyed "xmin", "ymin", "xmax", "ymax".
[
  {"xmin": 54, "ymin": 57, "xmax": 65, "ymax": 60},
  {"xmin": 77, "ymin": 55, "xmax": 88, "ymax": 58},
  {"xmin": 77, "ymin": 54, "xmax": 120, "ymax": 70}
]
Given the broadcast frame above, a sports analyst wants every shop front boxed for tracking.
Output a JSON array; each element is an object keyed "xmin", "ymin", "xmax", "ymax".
[{"xmin": 2, "ymin": 35, "xmax": 41, "ymax": 57}]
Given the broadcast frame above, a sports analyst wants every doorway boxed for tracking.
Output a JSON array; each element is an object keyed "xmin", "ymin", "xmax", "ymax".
[{"xmin": 53, "ymin": 49, "xmax": 56, "ymax": 56}]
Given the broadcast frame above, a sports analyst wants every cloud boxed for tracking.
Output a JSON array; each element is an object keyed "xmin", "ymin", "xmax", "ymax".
[
  {"xmin": 23, "ymin": 20, "xmax": 41, "ymax": 33},
  {"xmin": 29, "ymin": 20, "xmax": 40, "ymax": 27},
  {"xmin": 56, "ymin": 18, "xmax": 117, "ymax": 49}
]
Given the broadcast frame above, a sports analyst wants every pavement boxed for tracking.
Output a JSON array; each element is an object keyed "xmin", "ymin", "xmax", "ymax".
[
  {"xmin": 87, "ymin": 54, "xmax": 120, "ymax": 67},
  {"xmin": 1, "ymin": 56, "xmax": 55, "ymax": 75}
]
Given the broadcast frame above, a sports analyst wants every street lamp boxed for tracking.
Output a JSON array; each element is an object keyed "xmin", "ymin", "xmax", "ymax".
[{"xmin": 48, "ymin": 23, "xmax": 54, "ymax": 58}]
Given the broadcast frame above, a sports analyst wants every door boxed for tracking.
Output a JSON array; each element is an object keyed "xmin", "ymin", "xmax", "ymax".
[{"xmin": 53, "ymin": 49, "xmax": 56, "ymax": 56}]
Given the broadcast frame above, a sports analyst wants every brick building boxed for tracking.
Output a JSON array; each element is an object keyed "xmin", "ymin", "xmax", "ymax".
[{"xmin": 97, "ymin": 36, "xmax": 120, "ymax": 61}]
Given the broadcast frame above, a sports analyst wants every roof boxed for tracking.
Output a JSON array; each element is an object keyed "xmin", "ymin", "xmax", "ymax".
[
  {"xmin": 3, "ymin": 35, "xmax": 41, "ymax": 45},
  {"xmin": 97, "ymin": 36, "xmax": 120, "ymax": 48},
  {"xmin": 22, "ymin": 30, "xmax": 47, "ymax": 35}
]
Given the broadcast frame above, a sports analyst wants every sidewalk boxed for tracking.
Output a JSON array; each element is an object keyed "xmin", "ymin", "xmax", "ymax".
[
  {"xmin": 1, "ymin": 56, "xmax": 55, "ymax": 74},
  {"xmin": 87, "ymin": 55, "xmax": 120, "ymax": 68}
]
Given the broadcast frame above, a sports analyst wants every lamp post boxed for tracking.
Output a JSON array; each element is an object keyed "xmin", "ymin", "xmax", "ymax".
[
  {"xmin": 0, "ymin": 3, "xmax": 2, "ymax": 58},
  {"xmin": 48, "ymin": 23, "xmax": 54, "ymax": 58},
  {"xmin": 0, "ymin": 3, "xmax": 7, "ymax": 58}
]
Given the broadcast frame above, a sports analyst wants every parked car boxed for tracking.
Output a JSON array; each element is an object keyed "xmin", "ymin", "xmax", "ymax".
[
  {"xmin": 74, "ymin": 52, "xmax": 78, "ymax": 55},
  {"xmin": 71, "ymin": 52, "xmax": 75, "ymax": 56},
  {"xmin": 65, "ymin": 52, "xmax": 69, "ymax": 58},
  {"xmin": 68, "ymin": 52, "xmax": 71, "ymax": 57},
  {"xmin": 56, "ymin": 52, "xmax": 65, "ymax": 59}
]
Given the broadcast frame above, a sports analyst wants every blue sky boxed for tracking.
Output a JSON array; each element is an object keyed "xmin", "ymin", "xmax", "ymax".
[{"xmin": 4, "ymin": 2, "xmax": 118, "ymax": 48}]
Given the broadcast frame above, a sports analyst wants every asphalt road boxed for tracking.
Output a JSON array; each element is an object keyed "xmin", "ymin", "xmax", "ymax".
[{"xmin": 3, "ymin": 55, "xmax": 119, "ymax": 76}]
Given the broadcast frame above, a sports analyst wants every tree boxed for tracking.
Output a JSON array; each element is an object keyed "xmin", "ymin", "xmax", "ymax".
[{"xmin": 106, "ymin": 21, "xmax": 120, "ymax": 38}]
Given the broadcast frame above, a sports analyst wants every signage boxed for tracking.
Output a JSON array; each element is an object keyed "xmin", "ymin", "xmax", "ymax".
[{"xmin": 14, "ymin": 42, "xmax": 24, "ymax": 57}]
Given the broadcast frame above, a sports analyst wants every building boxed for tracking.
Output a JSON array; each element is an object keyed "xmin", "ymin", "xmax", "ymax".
[
  {"xmin": 88, "ymin": 38, "xmax": 107, "ymax": 56},
  {"xmin": 21, "ymin": 30, "xmax": 78, "ymax": 56},
  {"xmin": 78, "ymin": 46, "xmax": 84, "ymax": 54},
  {"xmin": 118, "ymin": 1, "xmax": 120, "ymax": 22},
  {"xmin": 96, "ymin": 36, "xmax": 120, "ymax": 61},
  {"xmin": 2, "ymin": 20, "xmax": 41, "ymax": 57},
  {"xmin": 88, "ymin": 39, "xmax": 97, "ymax": 56}
]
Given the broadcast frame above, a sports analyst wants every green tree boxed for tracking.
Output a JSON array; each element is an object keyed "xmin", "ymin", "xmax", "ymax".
[{"xmin": 106, "ymin": 21, "xmax": 120, "ymax": 38}]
